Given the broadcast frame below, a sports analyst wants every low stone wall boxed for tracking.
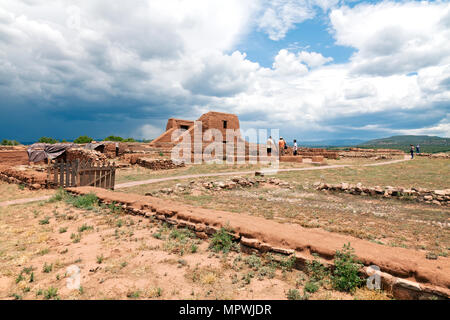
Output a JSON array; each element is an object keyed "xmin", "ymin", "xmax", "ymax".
[
  {"xmin": 0, "ymin": 166, "xmax": 48, "ymax": 189},
  {"xmin": 279, "ymin": 156, "xmax": 303, "ymax": 163},
  {"xmin": 66, "ymin": 186, "xmax": 450, "ymax": 300},
  {"xmin": 147, "ymin": 177, "xmax": 293, "ymax": 195},
  {"xmin": 136, "ymin": 158, "xmax": 185, "ymax": 170},
  {"xmin": 339, "ymin": 148, "xmax": 405, "ymax": 159},
  {"xmin": 315, "ymin": 182, "xmax": 450, "ymax": 206},
  {"xmin": 416, "ymin": 153, "xmax": 450, "ymax": 159}
]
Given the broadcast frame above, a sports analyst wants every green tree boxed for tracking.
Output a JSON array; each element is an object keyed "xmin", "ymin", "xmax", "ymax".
[
  {"xmin": 38, "ymin": 137, "xmax": 58, "ymax": 144},
  {"xmin": 73, "ymin": 135, "xmax": 93, "ymax": 144},
  {"xmin": 1, "ymin": 139, "xmax": 20, "ymax": 146},
  {"xmin": 103, "ymin": 136, "xmax": 124, "ymax": 142}
]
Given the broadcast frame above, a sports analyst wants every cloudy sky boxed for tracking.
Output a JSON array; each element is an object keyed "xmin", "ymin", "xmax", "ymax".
[{"xmin": 0, "ymin": 0, "xmax": 449, "ymax": 143}]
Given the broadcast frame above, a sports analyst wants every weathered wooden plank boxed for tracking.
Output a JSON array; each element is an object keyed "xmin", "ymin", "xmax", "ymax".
[{"xmin": 59, "ymin": 161, "xmax": 64, "ymax": 187}]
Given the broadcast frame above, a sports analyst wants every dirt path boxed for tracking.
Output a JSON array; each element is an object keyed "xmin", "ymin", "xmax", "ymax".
[
  {"xmin": 115, "ymin": 156, "xmax": 411, "ymax": 189},
  {"xmin": 0, "ymin": 157, "xmax": 411, "ymax": 206},
  {"xmin": 0, "ymin": 195, "xmax": 52, "ymax": 207}
]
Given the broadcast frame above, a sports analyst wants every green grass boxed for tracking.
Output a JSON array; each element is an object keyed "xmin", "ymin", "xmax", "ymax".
[{"xmin": 278, "ymin": 158, "xmax": 450, "ymax": 190}]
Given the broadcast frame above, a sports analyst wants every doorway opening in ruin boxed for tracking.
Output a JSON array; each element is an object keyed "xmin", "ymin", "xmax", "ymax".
[
  {"xmin": 180, "ymin": 125, "xmax": 190, "ymax": 131},
  {"xmin": 223, "ymin": 120, "xmax": 228, "ymax": 129}
]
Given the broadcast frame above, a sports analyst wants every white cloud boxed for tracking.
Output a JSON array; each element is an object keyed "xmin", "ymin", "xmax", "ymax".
[
  {"xmin": 0, "ymin": 0, "xmax": 449, "ymax": 141},
  {"xmin": 257, "ymin": 0, "xmax": 340, "ymax": 41},
  {"xmin": 330, "ymin": 1, "xmax": 450, "ymax": 76}
]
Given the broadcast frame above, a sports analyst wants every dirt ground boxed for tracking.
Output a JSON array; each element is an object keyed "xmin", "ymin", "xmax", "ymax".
[
  {"xmin": 1, "ymin": 156, "xmax": 447, "ymax": 300},
  {"xmin": 0, "ymin": 194, "xmax": 390, "ymax": 300},
  {"xmin": 0, "ymin": 182, "xmax": 54, "ymax": 203}
]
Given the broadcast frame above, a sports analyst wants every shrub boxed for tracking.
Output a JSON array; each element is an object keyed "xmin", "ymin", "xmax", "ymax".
[
  {"xmin": 331, "ymin": 243, "xmax": 364, "ymax": 292},
  {"xmin": 306, "ymin": 255, "xmax": 330, "ymax": 282},
  {"xmin": 38, "ymin": 137, "xmax": 58, "ymax": 144},
  {"xmin": 123, "ymin": 138, "xmax": 136, "ymax": 142},
  {"xmin": 73, "ymin": 135, "xmax": 93, "ymax": 144},
  {"xmin": 103, "ymin": 135, "xmax": 123, "ymax": 142},
  {"xmin": 286, "ymin": 289, "xmax": 305, "ymax": 300},
  {"xmin": 304, "ymin": 281, "xmax": 319, "ymax": 293},
  {"xmin": 43, "ymin": 287, "xmax": 58, "ymax": 300},
  {"xmin": 209, "ymin": 227, "xmax": 234, "ymax": 253},
  {"xmin": 66, "ymin": 193, "xmax": 98, "ymax": 210},
  {"xmin": 1, "ymin": 139, "xmax": 20, "ymax": 146}
]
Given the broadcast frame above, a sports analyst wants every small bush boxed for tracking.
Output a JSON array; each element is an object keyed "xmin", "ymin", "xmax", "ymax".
[
  {"xmin": 304, "ymin": 281, "xmax": 319, "ymax": 293},
  {"xmin": 331, "ymin": 243, "xmax": 364, "ymax": 292},
  {"xmin": 39, "ymin": 217, "xmax": 50, "ymax": 225},
  {"xmin": 104, "ymin": 135, "xmax": 123, "ymax": 142},
  {"xmin": 73, "ymin": 135, "xmax": 93, "ymax": 144},
  {"xmin": 43, "ymin": 287, "xmax": 58, "ymax": 300},
  {"xmin": 286, "ymin": 289, "xmax": 304, "ymax": 300},
  {"xmin": 38, "ymin": 137, "xmax": 58, "ymax": 144},
  {"xmin": 209, "ymin": 227, "xmax": 234, "ymax": 253},
  {"xmin": 42, "ymin": 263, "xmax": 53, "ymax": 273},
  {"xmin": 66, "ymin": 193, "xmax": 98, "ymax": 210},
  {"xmin": 47, "ymin": 188, "xmax": 66, "ymax": 203},
  {"xmin": 306, "ymin": 255, "xmax": 329, "ymax": 282}
]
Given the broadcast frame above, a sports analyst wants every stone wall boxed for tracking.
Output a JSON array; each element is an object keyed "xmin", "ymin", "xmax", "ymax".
[
  {"xmin": 315, "ymin": 182, "xmax": 450, "ymax": 206},
  {"xmin": 0, "ymin": 166, "xmax": 48, "ymax": 189},
  {"xmin": 135, "ymin": 157, "xmax": 186, "ymax": 170},
  {"xmin": 339, "ymin": 148, "xmax": 404, "ymax": 159},
  {"xmin": 416, "ymin": 153, "xmax": 450, "ymax": 159},
  {"xmin": 65, "ymin": 148, "xmax": 107, "ymax": 164}
]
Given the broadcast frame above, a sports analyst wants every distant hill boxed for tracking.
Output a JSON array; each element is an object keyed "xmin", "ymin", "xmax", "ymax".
[{"xmin": 358, "ymin": 135, "xmax": 450, "ymax": 153}]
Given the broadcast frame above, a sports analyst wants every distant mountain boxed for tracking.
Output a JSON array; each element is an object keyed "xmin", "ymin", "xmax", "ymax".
[{"xmin": 358, "ymin": 135, "xmax": 450, "ymax": 153}]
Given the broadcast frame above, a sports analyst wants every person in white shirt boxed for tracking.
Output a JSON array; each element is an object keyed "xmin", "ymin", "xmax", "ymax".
[
  {"xmin": 267, "ymin": 136, "xmax": 274, "ymax": 156},
  {"xmin": 293, "ymin": 139, "xmax": 298, "ymax": 156}
]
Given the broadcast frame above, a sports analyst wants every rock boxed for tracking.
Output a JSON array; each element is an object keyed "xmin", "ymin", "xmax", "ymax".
[
  {"xmin": 432, "ymin": 200, "xmax": 441, "ymax": 206},
  {"xmin": 423, "ymin": 195, "xmax": 433, "ymax": 201},
  {"xmin": 31, "ymin": 183, "xmax": 41, "ymax": 190},
  {"xmin": 341, "ymin": 182, "xmax": 349, "ymax": 190}
]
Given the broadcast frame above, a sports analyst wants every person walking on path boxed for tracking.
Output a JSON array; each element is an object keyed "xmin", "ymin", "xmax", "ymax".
[
  {"xmin": 279, "ymin": 138, "xmax": 286, "ymax": 156},
  {"xmin": 293, "ymin": 139, "xmax": 298, "ymax": 156},
  {"xmin": 416, "ymin": 144, "xmax": 420, "ymax": 154},
  {"xmin": 266, "ymin": 136, "xmax": 274, "ymax": 156},
  {"xmin": 410, "ymin": 144, "xmax": 414, "ymax": 159}
]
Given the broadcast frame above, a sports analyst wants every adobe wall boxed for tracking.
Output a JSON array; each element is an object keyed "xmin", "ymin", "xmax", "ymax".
[
  {"xmin": 0, "ymin": 150, "xmax": 29, "ymax": 166},
  {"xmin": 166, "ymin": 118, "xmax": 195, "ymax": 131},
  {"xmin": 66, "ymin": 186, "xmax": 450, "ymax": 300}
]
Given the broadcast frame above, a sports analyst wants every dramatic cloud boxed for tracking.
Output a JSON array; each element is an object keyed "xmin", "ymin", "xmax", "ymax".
[{"xmin": 0, "ymin": 0, "xmax": 449, "ymax": 142}]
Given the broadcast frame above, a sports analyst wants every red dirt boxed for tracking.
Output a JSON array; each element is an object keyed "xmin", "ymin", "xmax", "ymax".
[{"xmin": 67, "ymin": 186, "xmax": 450, "ymax": 297}]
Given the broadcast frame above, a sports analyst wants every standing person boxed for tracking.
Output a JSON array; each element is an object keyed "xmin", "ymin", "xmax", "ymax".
[
  {"xmin": 266, "ymin": 136, "xmax": 274, "ymax": 156},
  {"xmin": 279, "ymin": 138, "xmax": 285, "ymax": 156},
  {"xmin": 410, "ymin": 144, "xmax": 414, "ymax": 159},
  {"xmin": 416, "ymin": 144, "xmax": 420, "ymax": 154},
  {"xmin": 293, "ymin": 139, "xmax": 298, "ymax": 156}
]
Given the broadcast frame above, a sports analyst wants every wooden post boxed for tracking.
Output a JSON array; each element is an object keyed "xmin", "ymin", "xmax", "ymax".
[{"xmin": 59, "ymin": 161, "xmax": 64, "ymax": 187}]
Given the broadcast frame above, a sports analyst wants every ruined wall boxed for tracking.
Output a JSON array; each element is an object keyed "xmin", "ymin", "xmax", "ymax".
[
  {"xmin": 135, "ymin": 158, "xmax": 185, "ymax": 170},
  {"xmin": 339, "ymin": 148, "xmax": 404, "ymax": 159},
  {"xmin": 65, "ymin": 148, "xmax": 108, "ymax": 164},
  {"xmin": 316, "ymin": 182, "xmax": 450, "ymax": 206},
  {"xmin": 198, "ymin": 111, "xmax": 240, "ymax": 139},
  {"xmin": 0, "ymin": 166, "xmax": 48, "ymax": 189},
  {"xmin": 166, "ymin": 118, "xmax": 195, "ymax": 131},
  {"xmin": 0, "ymin": 149, "xmax": 29, "ymax": 166}
]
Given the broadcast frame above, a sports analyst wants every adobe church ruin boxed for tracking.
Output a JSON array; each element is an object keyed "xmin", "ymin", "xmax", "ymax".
[{"xmin": 150, "ymin": 111, "xmax": 241, "ymax": 149}]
